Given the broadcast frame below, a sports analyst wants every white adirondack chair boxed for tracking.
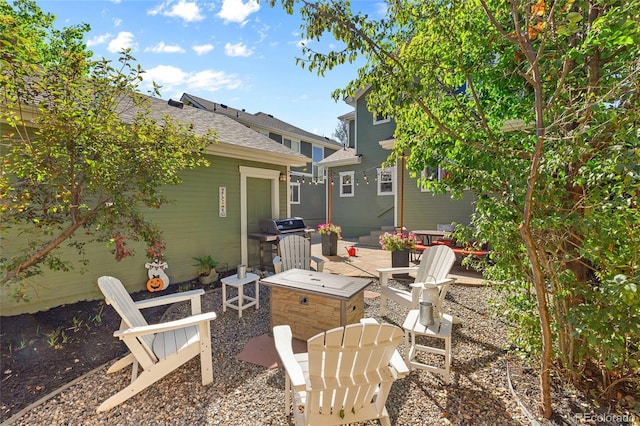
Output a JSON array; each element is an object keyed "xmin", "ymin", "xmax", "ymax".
[
  {"xmin": 377, "ymin": 245, "xmax": 456, "ymax": 319},
  {"xmin": 273, "ymin": 319, "xmax": 409, "ymax": 426},
  {"xmin": 273, "ymin": 234, "xmax": 325, "ymax": 274},
  {"xmin": 96, "ymin": 276, "xmax": 217, "ymax": 412}
]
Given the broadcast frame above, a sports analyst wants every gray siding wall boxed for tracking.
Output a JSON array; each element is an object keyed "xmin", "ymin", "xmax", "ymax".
[
  {"xmin": 401, "ymin": 168, "xmax": 477, "ymax": 231},
  {"xmin": 330, "ymin": 92, "xmax": 475, "ymax": 238},
  {"xmin": 291, "ymin": 182, "xmax": 325, "ymax": 228},
  {"xmin": 348, "ymin": 120, "xmax": 355, "ymax": 148},
  {"xmin": 328, "ymin": 94, "xmax": 397, "ymax": 238},
  {"xmin": 1, "ymin": 155, "xmax": 286, "ymax": 315}
]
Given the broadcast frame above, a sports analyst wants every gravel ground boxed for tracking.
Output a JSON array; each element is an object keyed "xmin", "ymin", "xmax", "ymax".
[{"xmin": 7, "ymin": 279, "xmax": 530, "ymax": 425}]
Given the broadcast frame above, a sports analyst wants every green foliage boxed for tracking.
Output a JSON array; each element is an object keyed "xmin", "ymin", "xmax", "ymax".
[
  {"xmin": 271, "ymin": 0, "xmax": 640, "ymax": 409},
  {"xmin": 1, "ymin": 0, "xmax": 215, "ymax": 290},
  {"xmin": 45, "ymin": 327, "xmax": 64, "ymax": 348},
  {"xmin": 70, "ymin": 317, "xmax": 86, "ymax": 333},
  {"xmin": 90, "ymin": 305, "xmax": 104, "ymax": 325},
  {"xmin": 570, "ymin": 275, "xmax": 639, "ymax": 374},
  {"xmin": 192, "ymin": 255, "xmax": 218, "ymax": 276}
]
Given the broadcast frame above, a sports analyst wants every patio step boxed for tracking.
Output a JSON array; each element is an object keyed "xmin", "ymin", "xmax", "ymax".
[{"xmin": 357, "ymin": 226, "xmax": 397, "ymax": 246}]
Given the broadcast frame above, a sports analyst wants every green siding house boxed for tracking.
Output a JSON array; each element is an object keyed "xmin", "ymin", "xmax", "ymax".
[
  {"xmin": 180, "ymin": 93, "xmax": 343, "ymax": 229},
  {"xmin": 319, "ymin": 87, "xmax": 477, "ymax": 240},
  {"xmin": 1, "ymin": 96, "xmax": 308, "ymax": 315}
]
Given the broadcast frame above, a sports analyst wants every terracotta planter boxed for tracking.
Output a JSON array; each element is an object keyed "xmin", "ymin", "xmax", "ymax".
[
  {"xmin": 321, "ymin": 233, "xmax": 338, "ymax": 256},
  {"xmin": 391, "ymin": 249, "xmax": 410, "ymax": 278}
]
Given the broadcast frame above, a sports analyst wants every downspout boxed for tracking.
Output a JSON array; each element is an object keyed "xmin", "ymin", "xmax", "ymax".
[
  {"xmin": 400, "ymin": 156, "xmax": 405, "ymax": 230},
  {"xmin": 328, "ymin": 169, "xmax": 333, "ymax": 225}
]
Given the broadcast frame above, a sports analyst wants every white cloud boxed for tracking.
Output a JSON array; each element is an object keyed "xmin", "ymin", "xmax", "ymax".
[
  {"xmin": 113, "ymin": 18, "xmax": 122, "ymax": 27},
  {"xmin": 224, "ymin": 42, "xmax": 253, "ymax": 57},
  {"xmin": 296, "ymin": 39, "xmax": 310, "ymax": 49},
  {"xmin": 186, "ymin": 69, "xmax": 242, "ymax": 91},
  {"xmin": 143, "ymin": 65, "xmax": 188, "ymax": 86},
  {"xmin": 256, "ymin": 24, "xmax": 270, "ymax": 43},
  {"xmin": 142, "ymin": 65, "xmax": 242, "ymax": 93},
  {"xmin": 148, "ymin": 0, "xmax": 204, "ymax": 23},
  {"xmin": 145, "ymin": 41, "xmax": 186, "ymax": 53},
  {"xmin": 86, "ymin": 33, "xmax": 112, "ymax": 47},
  {"xmin": 107, "ymin": 31, "xmax": 137, "ymax": 53},
  {"xmin": 373, "ymin": 2, "xmax": 389, "ymax": 18},
  {"xmin": 292, "ymin": 94, "xmax": 309, "ymax": 103},
  {"xmin": 192, "ymin": 43, "xmax": 214, "ymax": 55},
  {"xmin": 217, "ymin": 0, "xmax": 260, "ymax": 25}
]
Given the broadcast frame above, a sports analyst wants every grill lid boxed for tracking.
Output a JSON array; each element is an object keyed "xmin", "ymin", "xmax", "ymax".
[{"xmin": 260, "ymin": 218, "xmax": 307, "ymax": 234}]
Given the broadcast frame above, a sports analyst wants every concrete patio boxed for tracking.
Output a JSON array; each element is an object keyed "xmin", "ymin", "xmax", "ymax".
[{"xmin": 308, "ymin": 234, "xmax": 486, "ymax": 286}]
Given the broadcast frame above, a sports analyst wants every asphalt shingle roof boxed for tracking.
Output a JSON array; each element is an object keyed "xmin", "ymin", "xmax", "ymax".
[
  {"xmin": 118, "ymin": 95, "xmax": 310, "ymax": 162},
  {"xmin": 181, "ymin": 93, "xmax": 343, "ymax": 148},
  {"xmin": 318, "ymin": 147, "xmax": 359, "ymax": 165}
]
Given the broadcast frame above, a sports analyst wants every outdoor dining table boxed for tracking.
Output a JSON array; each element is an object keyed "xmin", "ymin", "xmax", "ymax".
[
  {"xmin": 260, "ymin": 269, "xmax": 372, "ymax": 340},
  {"xmin": 412, "ymin": 230, "xmax": 448, "ymax": 246}
]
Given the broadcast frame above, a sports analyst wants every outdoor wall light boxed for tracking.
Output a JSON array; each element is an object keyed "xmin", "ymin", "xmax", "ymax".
[{"xmin": 279, "ymin": 172, "xmax": 287, "ymax": 182}]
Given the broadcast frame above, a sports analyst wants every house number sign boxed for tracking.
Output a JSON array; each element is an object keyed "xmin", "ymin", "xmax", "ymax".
[{"xmin": 219, "ymin": 186, "xmax": 226, "ymax": 217}]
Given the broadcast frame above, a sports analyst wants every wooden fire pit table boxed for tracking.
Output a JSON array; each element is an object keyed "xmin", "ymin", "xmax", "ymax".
[{"xmin": 260, "ymin": 269, "xmax": 372, "ymax": 340}]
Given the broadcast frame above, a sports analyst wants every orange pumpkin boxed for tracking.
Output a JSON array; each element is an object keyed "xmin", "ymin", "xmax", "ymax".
[{"xmin": 146, "ymin": 276, "xmax": 164, "ymax": 292}]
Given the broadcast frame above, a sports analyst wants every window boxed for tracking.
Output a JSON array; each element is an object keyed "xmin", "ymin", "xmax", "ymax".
[
  {"xmin": 377, "ymin": 167, "xmax": 394, "ymax": 195},
  {"xmin": 290, "ymin": 140, "xmax": 300, "ymax": 153},
  {"xmin": 290, "ymin": 182, "xmax": 300, "ymax": 204},
  {"xmin": 312, "ymin": 146, "xmax": 324, "ymax": 183},
  {"xmin": 373, "ymin": 112, "xmax": 390, "ymax": 125},
  {"xmin": 339, "ymin": 171, "xmax": 355, "ymax": 197},
  {"xmin": 421, "ymin": 166, "xmax": 448, "ymax": 191}
]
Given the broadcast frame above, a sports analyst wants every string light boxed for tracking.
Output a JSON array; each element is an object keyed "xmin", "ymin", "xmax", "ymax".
[{"xmin": 289, "ymin": 166, "xmax": 389, "ymax": 187}]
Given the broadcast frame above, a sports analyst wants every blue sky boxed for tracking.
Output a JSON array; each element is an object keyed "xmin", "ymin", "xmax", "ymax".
[{"xmin": 37, "ymin": 0, "xmax": 388, "ymax": 139}]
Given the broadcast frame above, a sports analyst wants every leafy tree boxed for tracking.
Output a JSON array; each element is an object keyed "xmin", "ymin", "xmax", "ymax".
[
  {"xmin": 0, "ymin": 0, "xmax": 213, "ymax": 296},
  {"xmin": 331, "ymin": 120, "xmax": 348, "ymax": 146},
  {"xmin": 273, "ymin": 0, "xmax": 640, "ymax": 417}
]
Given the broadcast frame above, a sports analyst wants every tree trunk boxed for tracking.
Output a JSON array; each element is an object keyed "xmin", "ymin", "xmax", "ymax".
[
  {"xmin": 515, "ymin": 11, "xmax": 554, "ymax": 415},
  {"xmin": 520, "ymin": 229, "xmax": 554, "ymax": 418}
]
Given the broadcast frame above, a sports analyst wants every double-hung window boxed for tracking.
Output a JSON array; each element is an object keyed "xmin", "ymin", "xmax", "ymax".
[
  {"xmin": 373, "ymin": 112, "xmax": 390, "ymax": 125},
  {"xmin": 290, "ymin": 182, "xmax": 300, "ymax": 204},
  {"xmin": 377, "ymin": 167, "xmax": 394, "ymax": 195},
  {"xmin": 339, "ymin": 171, "xmax": 355, "ymax": 197},
  {"xmin": 312, "ymin": 146, "xmax": 324, "ymax": 183},
  {"xmin": 421, "ymin": 166, "xmax": 447, "ymax": 191}
]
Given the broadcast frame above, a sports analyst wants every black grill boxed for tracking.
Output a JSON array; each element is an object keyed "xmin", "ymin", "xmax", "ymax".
[
  {"xmin": 250, "ymin": 218, "xmax": 313, "ymax": 269},
  {"xmin": 259, "ymin": 218, "xmax": 308, "ymax": 235}
]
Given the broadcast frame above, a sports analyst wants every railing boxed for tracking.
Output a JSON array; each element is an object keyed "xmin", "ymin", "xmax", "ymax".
[{"xmin": 377, "ymin": 204, "xmax": 394, "ymax": 218}]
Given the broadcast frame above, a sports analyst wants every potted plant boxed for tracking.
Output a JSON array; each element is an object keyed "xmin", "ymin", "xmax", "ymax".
[
  {"xmin": 192, "ymin": 255, "xmax": 219, "ymax": 285},
  {"xmin": 379, "ymin": 231, "xmax": 417, "ymax": 273},
  {"xmin": 318, "ymin": 223, "xmax": 342, "ymax": 256}
]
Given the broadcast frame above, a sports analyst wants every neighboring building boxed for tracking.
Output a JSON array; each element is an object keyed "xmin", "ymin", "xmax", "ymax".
[
  {"xmin": 180, "ymin": 93, "xmax": 343, "ymax": 228},
  {"xmin": 320, "ymin": 87, "xmax": 477, "ymax": 240},
  {"xmin": 1, "ymin": 96, "xmax": 308, "ymax": 315}
]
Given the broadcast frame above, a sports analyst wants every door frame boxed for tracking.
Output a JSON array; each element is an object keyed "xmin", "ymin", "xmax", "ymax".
[{"xmin": 240, "ymin": 166, "xmax": 281, "ymax": 265}]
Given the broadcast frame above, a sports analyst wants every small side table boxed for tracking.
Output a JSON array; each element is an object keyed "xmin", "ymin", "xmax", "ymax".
[
  {"xmin": 221, "ymin": 272, "xmax": 260, "ymax": 318},
  {"xmin": 402, "ymin": 310, "xmax": 453, "ymax": 383}
]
